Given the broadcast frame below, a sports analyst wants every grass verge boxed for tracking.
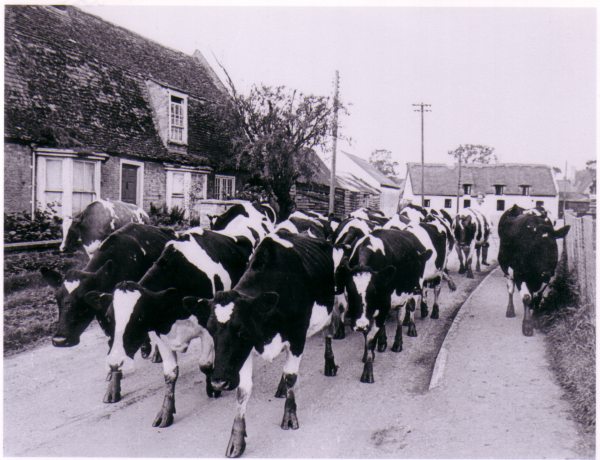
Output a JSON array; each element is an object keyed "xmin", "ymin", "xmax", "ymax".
[{"xmin": 537, "ymin": 256, "xmax": 595, "ymax": 451}]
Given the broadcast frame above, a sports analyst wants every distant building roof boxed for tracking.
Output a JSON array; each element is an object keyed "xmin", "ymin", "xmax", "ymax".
[
  {"xmin": 344, "ymin": 152, "xmax": 403, "ymax": 189},
  {"xmin": 407, "ymin": 162, "xmax": 558, "ymax": 197},
  {"xmin": 574, "ymin": 168, "xmax": 595, "ymax": 194},
  {"xmin": 5, "ymin": 5, "xmax": 229, "ymax": 166}
]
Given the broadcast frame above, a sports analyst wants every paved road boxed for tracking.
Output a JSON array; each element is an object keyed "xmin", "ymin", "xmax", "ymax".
[{"xmin": 4, "ymin": 244, "xmax": 587, "ymax": 458}]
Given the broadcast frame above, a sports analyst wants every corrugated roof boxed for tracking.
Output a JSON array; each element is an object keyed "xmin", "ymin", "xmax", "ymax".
[
  {"xmin": 4, "ymin": 5, "xmax": 229, "ymax": 166},
  {"xmin": 407, "ymin": 162, "xmax": 557, "ymax": 197},
  {"xmin": 344, "ymin": 152, "xmax": 402, "ymax": 189}
]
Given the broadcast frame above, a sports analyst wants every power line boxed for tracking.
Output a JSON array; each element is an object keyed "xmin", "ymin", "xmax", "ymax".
[{"xmin": 413, "ymin": 103, "xmax": 431, "ymax": 207}]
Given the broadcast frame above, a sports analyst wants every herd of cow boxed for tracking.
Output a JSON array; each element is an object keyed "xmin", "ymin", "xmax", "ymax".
[{"xmin": 38, "ymin": 198, "xmax": 570, "ymax": 458}]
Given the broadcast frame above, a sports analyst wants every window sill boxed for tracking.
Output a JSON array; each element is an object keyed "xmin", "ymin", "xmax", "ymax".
[{"xmin": 168, "ymin": 140, "xmax": 188, "ymax": 147}]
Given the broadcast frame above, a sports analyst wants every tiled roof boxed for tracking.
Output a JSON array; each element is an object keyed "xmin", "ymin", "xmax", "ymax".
[
  {"xmin": 343, "ymin": 152, "xmax": 403, "ymax": 189},
  {"xmin": 299, "ymin": 153, "xmax": 379, "ymax": 194},
  {"xmin": 407, "ymin": 162, "xmax": 558, "ymax": 197},
  {"xmin": 5, "ymin": 5, "xmax": 229, "ymax": 166}
]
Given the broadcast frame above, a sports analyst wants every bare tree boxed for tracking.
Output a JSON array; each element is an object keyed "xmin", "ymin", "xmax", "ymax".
[
  {"xmin": 369, "ymin": 149, "xmax": 399, "ymax": 176},
  {"xmin": 448, "ymin": 144, "xmax": 497, "ymax": 164}
]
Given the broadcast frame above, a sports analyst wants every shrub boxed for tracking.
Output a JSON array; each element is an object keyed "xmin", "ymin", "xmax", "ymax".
[
  {"xmin": 148, "ymin": 203, "xmax": 187, "ymax": 228},
  {"xmin": 4, "ymin": 206, "xmax": 63, "ymax": 243}
]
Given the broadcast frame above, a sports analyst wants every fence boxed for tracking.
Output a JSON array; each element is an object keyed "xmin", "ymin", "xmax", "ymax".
[{"xmin": 563, "ymin": 211, "xmax": 596, "ymax": 322}]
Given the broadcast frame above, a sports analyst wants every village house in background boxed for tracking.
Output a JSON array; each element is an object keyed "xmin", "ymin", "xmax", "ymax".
[
  {"xmin": 402, "ymin": 162, "xmax": 560, "ymax": 223},
  {"xmin": 4, "ymin": 5, "xmax": 237, "ymax": 222},
  {"xmin": 557, "ymin": 160, "xmax": 596, "ymax": 217}
]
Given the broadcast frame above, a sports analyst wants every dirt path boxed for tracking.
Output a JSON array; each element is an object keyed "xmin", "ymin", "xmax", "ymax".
[{"xmin": 4, "ymin": 245, "xmax": 586, "ymax": 458}]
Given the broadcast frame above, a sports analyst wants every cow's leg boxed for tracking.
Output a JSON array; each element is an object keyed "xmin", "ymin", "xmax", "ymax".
[
  {"xmin": 377, "ymin": 323, "xmax": 387, "ymax": 352},
  {"xmin": 464, "ymin": 246, "xmax": 474, "ymax": 279},
  {"xmin": 456, "ymin": 246, "xmax": 466, "ymax": 274},
  {"xmin": 431, "ymin": 284, "xmax": 442, "ymax": 319},
  {"xmin": 519, "ymin": 285, "xmax": 534, "ymax": 336},
  {"xmin": 197, "ymin": 330, "xmax": 221, "ymax": 398},
  {"xmin": 506, "ymin": 275, "xmax": 516, "ymax": 318},
  {"xmin": 481, "ymin": 242, "xmax": 490, "ymax": 265},
  {"xmin": 442, "ymin": 270, "xmax": 457, "ymax": 291},
  {"xmin": 391, "ymin": 306, "xmax": 403, "ymax": 352},
  {"xmin": 333, "ymin": 293, "xmax": 346, "ymax": 340},
  {"xmin": 324, "ymin": 324, "xmax": 339, "ymax": 377},
  {"xmin": 226, "ymin": 354, "xmax": 253, "ymax": 458},
  {"xmin": 360, "ymin": 325, "xmax": 379, "ymax": 383},
  {"xmin": 103, "ymin": 364, "xmax": 123, "ymax": 403},
  {"xmin": 141, "ymin": 335, "xmax": 152, "ymax": 359},
  {"xmin": 280, "ymin": 349, "xmax": 302, "ymax": 430},
  {"xmin": 421, "ymin": 285, "xmax": 429, "ymax": 318},
  {"xmin": 475, "ymin": 245, "xmax": 482, "ymax": 272},
  {"xmin": 152, "ymin": 338, "xmax": 179, "ymax": 428},
  {"xmin": 402, "ymin": 302, "xmax": 411, "ymax": 326},
  {"xmin": 407, "ymin": 296, "xmax": 418, "ymax": 337},
  {"xmin": 151, "ymin": 345, "xmax": 163, "ymax": 363}
]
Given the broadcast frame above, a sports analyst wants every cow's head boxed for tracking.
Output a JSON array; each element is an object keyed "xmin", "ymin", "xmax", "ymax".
[
  {"xmin": 453, "ymin": 214, "xmax": 476, "ymax": 248},
  {"xmin": 338, "ymin": 262, "xmax": 397, "ymax": 332},
  {"xmin": 60, "ymin": 216, "xmax": 81, "ymax": 253},
  {"xmin": 41, "ymin": 260, "xmax": 115, "ymax": 347},
  {"xmin": 184, "ymin": 290, "xmax": 280, "ymax": 391},
  {"xmin": 105, "ymin": 281, "xmax": 179, "ymax": 367}
]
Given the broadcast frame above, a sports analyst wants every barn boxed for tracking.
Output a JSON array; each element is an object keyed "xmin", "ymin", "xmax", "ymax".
[
  {"xmin": 5, "ymin": 5, "xmax": 235, "ymax": 221},
  {"xmin": 402, "ymin": 162, "xmax": 559, "ymax": 223}
]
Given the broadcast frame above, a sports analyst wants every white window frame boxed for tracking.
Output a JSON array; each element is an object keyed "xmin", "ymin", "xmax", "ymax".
[
  {"xmin": 119, "ymin": 158, "xmax": 145, "ymax": 208},
  {"xmin": 463, "ymin": 184, "xmax": 472, "ymax": 195},
  {"xmin": 167, "ymin": 89, "xmax": 188, "ymax": 145},
  {"xmin": 34, "ymin": 149, "xmax": 103, "ymax": 219},
  {"xmin": 215, "ymin": 175, "xmax": 236, "ymax": 200},
  {"xmin": 165, "ymin": 168, "xmax": 209, "ymax": 216}
]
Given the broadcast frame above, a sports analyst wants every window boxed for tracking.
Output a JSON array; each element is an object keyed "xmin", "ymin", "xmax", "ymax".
[
  {"xmin": 521, "ymin": 185, "xmax": 530, "ymax": 196},
  {"xmin": 423, "ymin": 199, "xmax": 431, "ymax": 208},
  {"xmin": 166, "ymin": 169, "xmax": 207, "ymax": 215},
  {"xmin": 215, "ymin": 175, "xmax": 236, "ymax": 200},
  {"xmin": 535, "ymin": 200, "xmax": 544, "ymax": 208},
  {"xmin": 35, "ymin": 151, "xmax": 102, "ymax": 218},
  {"xmin": 168, "ymin": 91, "xmax": 188, "ymax": 144},
  {"xmin": 444, "ymin": 198, "xmax": 452, "ymax": 209},
  {"xmin": 463, "ymin": 184, "xmax": 472, "ymax": 195},
  {"xmin": 497, "ymin": 199, "xmax": 505, "ymax": 211},
  {"xmin": 494, "ymin": 185, "xmax": 504, "ymax": 195},
  {"xmin": 463, "ymin": 199, "xmax": 471, "ymax": 208}
]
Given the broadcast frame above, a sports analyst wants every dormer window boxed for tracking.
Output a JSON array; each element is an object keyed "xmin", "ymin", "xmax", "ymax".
[
  {"xmin": 168, "ymin": 91, "xmax": 188, "ymax": 145},
  {"xmin": 521, "ymin": 185, "xmax": 530, "ymax": 196},
  {"xmin": 463, "ymin": 184, "xmax": 472, "ymax": 195},
  {"xmin": 494, "ymin": 185, "xmax": 504, "ymax": 195}
]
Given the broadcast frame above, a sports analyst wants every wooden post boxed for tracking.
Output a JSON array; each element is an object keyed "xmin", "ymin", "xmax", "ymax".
[{"xmin": 328, "ymin": 71, "xmax": 340, "ymax": 216}]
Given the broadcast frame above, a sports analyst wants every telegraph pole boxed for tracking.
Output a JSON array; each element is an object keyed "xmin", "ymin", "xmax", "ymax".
[
  {"xmin": 456, "ymin": 150, "xmax": 462, "ymax": 214},
  {"xmin": 413, "ymin": 102, "xmax": 431, "ymax": 206},
  {"xmin": 328, "ymin": 70, "xmax": 340, "ymax": 215}
]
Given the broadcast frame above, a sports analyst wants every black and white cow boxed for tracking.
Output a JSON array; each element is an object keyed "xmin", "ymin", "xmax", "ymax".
[
  {"xmin": 349, "ymin": 207, "xmax": 389, "ymax": 226},
  {"xmin": 41, "ymin": 223, "xmax": 173, "ymax": 349},
  {"xmin": 103, "ymin": 227, "xmax": 254, "ymax": 427},
  {"xmin": 498, "ymin": 205, "xmax": 570, "ymax": 336},
  {"xmin": 336, "ymin": 229, "xmax": 432, "ymax": 383},
  {"xmin": 209, "ymin": 201, "xmax": 274, "ymax": 247},
  {"xmin": 453, "ymin": 208, "xmax": 491, "ymax": 278},
  {"xmin": 275, "ymin": 212, "xmax": 328, "ymax": 239},
  {"xmin": 384, "ymin": 212, "xmax": 456, "ymax": 321},
  {"xmin": 60, "ymin": 200, "xmax": 149, "ymax": 258},
  {"xmin": 183, "ymin": 230, "xmax": 338, "ymax": 458}
]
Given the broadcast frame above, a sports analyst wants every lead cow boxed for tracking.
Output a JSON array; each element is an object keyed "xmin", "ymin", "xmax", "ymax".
[
  {"xmin": 184, "ymin": 230, "xmax": 339, "ymax": 458},
  {"xmin": 498, "ymin": 205, "xmax": 570, "ymax": 336},
  {"xmin": 61, "ymin": 199, "xmax": 149, "ymax": 257}
]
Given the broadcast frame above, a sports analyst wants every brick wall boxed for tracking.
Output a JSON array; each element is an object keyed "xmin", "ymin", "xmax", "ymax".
[
  {"xmin": 144, "ymin": 161, "xmax": 166, "ymax": 211},
  {"xmin": 100, "ymin": 156, "xmax": 120, "ymax": 201},
  {"xmin": 4, "ymin": 142, "xmax": 33, "ymax": 213}
]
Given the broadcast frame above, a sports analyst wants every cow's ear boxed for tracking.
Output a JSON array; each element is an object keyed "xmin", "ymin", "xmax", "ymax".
[
  {"xmin": 375, "ymin": 265, "xmax": 396, "ymax": 288},
  {"xmin": 40, "ymin": 267, "xmax": 63, "ymax": 288},
  {"xmin": 182, "ymin": 296, "xmax": 211, "ymax": 326},
  {"xmin": 84, "ymin": 291, "xmax": 113, "ymax": 312},
  {"xmin": 420, "ymin": 249, "xmax": 433, "ymax": 262},
  {"xmin": 552, "ymin": 225, "xmax": 570, "ymax": 239},
  {"xmin": 256, "ymin": 292, "xmax": 280, "ymax": 317}
]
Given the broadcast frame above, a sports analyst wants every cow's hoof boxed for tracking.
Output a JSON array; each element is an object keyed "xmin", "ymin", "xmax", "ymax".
[
  {"xmin": 407, "ymin": 323, "xmax": 417, "ymax": 337},
  {"xmin": 391, "ymin": 341, "xmax": 402, "ymax": 353},
  {"xmin": 360, "ymin": 361, "xmax": 375, "ymax": 383},
  {"xmin": 458, "ymin": 267, "xmax": 466, "ymax": 274},
  {"xmin": 281, "ymin": 410, "xmax": 299, "ymax": 430},
  {"xmin": 522, "ymin": 321, "xmax": 534, "ymax": 337},
  {"xmin": 482, "ymin": 261, "xmax": 490, "ymax": 266},
  {"xmin": 324, "ymin": 357, "xmax": 338, "ymax": 377},
  {"xmin": 103, "ymin": 370, "xmax": 122, "ymax": 403},
  {"xmin": 226, "ymin": 418, "xmax": 247, "ymax": 458},
  {"xmin": 275, "ymin": 375, "xmax": 287, "ymax": 398},
  {"xmin": 506, "ymin": 309, "xmax": 516, "ymax": 318},
  {"xmin": 333, "ymin": 325, "xmax": 346, "ymax": 340},
  {"xmin": 151, "ymin": 348, "xmax": 163, "ymax": 364},
  {"xmin": 377, "ymin": 337, "xmax": 387, "ymax": 353},
  {"xmin": 206, "ymin": 382, "xmax": 222, "ymax": 398},
  {"xmin": 431, "ymin": 304, "xmax": 439, "ymax": 319},
  {"xmin": 421, "ymin": 303, "xmax": 429, "ymax": 319},
  {"xmin": 152, "ymin": 405, "xmax": 175, "ymax": 428},
  {"xmin": 466, "ymin": 272, "xmax": 474, "ymax": 279},
  {"xmin": 448, "ymin": 279, "xmax": 457, "ymax": 291}
]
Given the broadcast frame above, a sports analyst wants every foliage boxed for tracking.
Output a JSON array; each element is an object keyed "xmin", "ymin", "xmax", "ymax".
[
  {"xmin": 536, "ymin": 257, "xmax": 596, "ymax": 439},
  {"xmin": 207, "ymin": 66, "xmax": 339, "ymax": 219},
  {"xmin": 369, "ymin": 149, "xmax": 399, "ymax": 176},
  {"xmin": 4, "ymin": 205, "xmax": 63, "ymax": 243},
  {"xmin": 148, "ymin": 203, "xmax": 188, "ymax": 228},
  {"xmin": 448, "ymin": 144, "xmax": 497, "ymax": 164}
]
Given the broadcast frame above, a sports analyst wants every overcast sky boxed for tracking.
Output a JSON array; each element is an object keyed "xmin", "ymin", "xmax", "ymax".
[{"xmin": 81, "ymin": 5, "xmax": 596, "ymax": 177}]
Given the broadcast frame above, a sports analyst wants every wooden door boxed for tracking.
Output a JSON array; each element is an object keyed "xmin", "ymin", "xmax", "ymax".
[{"xmin": 121, "ymin": 164, "xmax": 138, "ymax": 204}]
